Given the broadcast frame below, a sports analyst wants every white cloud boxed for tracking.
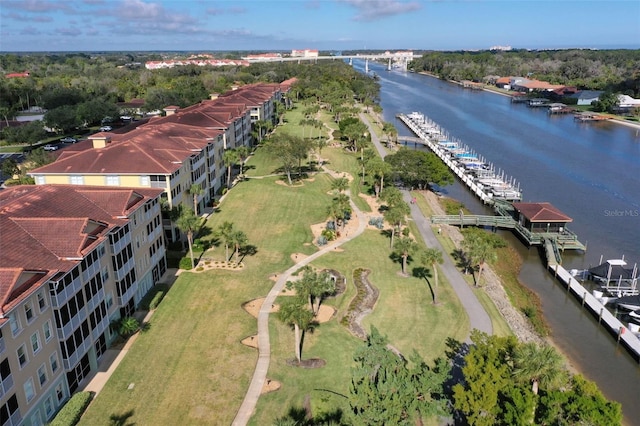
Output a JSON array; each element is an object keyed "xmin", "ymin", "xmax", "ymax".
[{"xmin": 339, "ymin": 0, "xmax": 422, "ymax": 22}]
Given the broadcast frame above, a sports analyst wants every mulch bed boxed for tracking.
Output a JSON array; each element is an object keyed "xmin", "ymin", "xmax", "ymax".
[{"xmin": 286, "ymin": 358, "xmax": 327, "ymax": 368}]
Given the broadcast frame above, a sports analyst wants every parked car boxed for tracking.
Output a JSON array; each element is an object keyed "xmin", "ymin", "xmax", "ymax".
[
  {"xmin": 43, "ymin": 144, "xmax": 59, "ymax": 151},
  {"xmin": 60, "ymin": 137, "xmax": 77, "ymax": 143},
  {"xmin": 99, "ymin": 126, "xmax": 113, "ymax": 132}
]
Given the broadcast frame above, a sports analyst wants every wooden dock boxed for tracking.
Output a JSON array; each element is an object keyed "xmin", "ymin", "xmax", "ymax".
[
  {"xmin": 545, "ymin": 254, "xmax": 640, "ymax": 362},
  {"xmin": 574, "ymin": 112, "xmax": 610, "ymax": 122}
]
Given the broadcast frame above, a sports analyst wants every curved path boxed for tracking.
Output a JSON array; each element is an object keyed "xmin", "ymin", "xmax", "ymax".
[
  {"xmin": 232, "ymin": 179, "xmax": 368, "ymax": 426},
  {"xmin": 359, "ymin": 112, "xmax": 492, "ymax": 339}
]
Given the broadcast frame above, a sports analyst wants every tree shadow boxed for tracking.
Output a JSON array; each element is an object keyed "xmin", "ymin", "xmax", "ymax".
[
  {"xmin": 109, "ymin": 409, "xmax": 135, "ymax": 426},
  {"xmin": 239, "ymin": 244, "xmax": 258, "ymax": 262},
  {"xmin": 412, "ymin": 266, "xmax": 436, "ymax": 303}
]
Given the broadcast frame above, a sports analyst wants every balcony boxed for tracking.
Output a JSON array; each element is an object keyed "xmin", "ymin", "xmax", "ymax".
[
  {"xmin": 110, "ymin": 233, "xmax": 132, "ymax": 254},
  {"xmin": 85, "ymin": 287, "xmax": 105, "ymax": 313},
  {"xmin": 62, "ymin": 337, "xmax": 92, "ymax": 371},
  {"xmin": 56, "ymin": 307, "xmax": 89, "ymax": 340},
  {"xmin": 0, "ymin": 374, "xmax": 14, "ymax": 399},
  {"xmin": 117, "ymin": 282, "xmax": 139, "ymax": 306},
  {"xmin": 91, "ymin": 315, "xmax": 110, "ymax": 341},
  {"xmin": 50, "ymin": 276, "xmax": 83, "ymax": 308},
  {"xmin": 81, "ymin": 261, "xmax": 101, "ymax": 283},
  {"xmin": 114, "ymin": 257, "xmax": 135, "ymax": 282}
]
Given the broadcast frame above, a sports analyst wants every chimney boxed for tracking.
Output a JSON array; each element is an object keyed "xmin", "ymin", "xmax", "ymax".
[
  {"xmin": 89, "ymin": 134, "xmax": 111, "ymax": 149},
  {"xmin": 209, "ymin": 93, "xmax": 219, "ymax": 100},
  {"xmin": 164, "ymin": 106, "xmax": 179, "ymax": 116}
]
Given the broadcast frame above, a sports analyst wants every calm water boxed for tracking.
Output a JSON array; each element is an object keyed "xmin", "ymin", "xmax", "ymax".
[{"xmin": 355, "ymin": 61, "xmax": 640, "ymax": 422}]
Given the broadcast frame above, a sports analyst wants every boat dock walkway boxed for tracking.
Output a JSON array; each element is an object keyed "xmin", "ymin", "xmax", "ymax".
[{"xmin": 545, "ymin": 254, "xmax": 640, "ymax": 362}]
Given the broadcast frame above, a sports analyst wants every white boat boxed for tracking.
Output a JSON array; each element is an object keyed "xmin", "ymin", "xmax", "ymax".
[{"xmin": 615, "ymin": 295, "xmax": 640, "ymax": 311}]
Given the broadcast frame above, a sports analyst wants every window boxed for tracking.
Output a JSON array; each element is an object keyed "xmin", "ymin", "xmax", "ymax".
[
  {"xmin": 24, "ymin": 377, "xmax": 35, "ymax": 402},
  {"xmin": 8, "ymin": 313, "xmax": 21, "ymax": 337},
  {"xmin": 43, "ymin": 321, "xmax": 52, "ymax": 342},
  {"xmin": 70, "ymin": 175, "xmax": 84, "ymax": 185},
  {"xmin": 44, "ymin": 396, "xmax": 54, "ymax": 417},
  {"xmin": 106, "ymin": 175, "xmax": 120, "ymax": 186},
  {"xmin": 105, "ymin": 293, "xmax": 113, "ymax": 310},
  {"xmin": 37, "ymin": 365, "xmax": 47, "ymax": 386},
  {"xmin": 17, "ymin": 345, "xmax": 28, "ymax": 368},
  {"xmin": 35, "ymin": 176, "xmax": 45, "ymax": 185},
  {"xmin": 31, "ymin": 409, "xmax": 43, "ymax": 426},
  {"xmin": 49, "ymin": 353, "xmax": 58, "ymax": 373},
  {"xmin": 31, "ymin": 332, "xmax": 41, "ymax": 354},
  {"xmin": 25, "ymin": 302, "xmax": 34, "ymax": 323},
  {"xmin": 140, "ymin": 176, "xmax": 149, "ymax": 186},
  {"xmin": 55, "ymin": 383, "xmax": 64, "ymax": 403},
  {"xmin": 37, "ymin": 291, "xmax": 47, "ymax": 311}
]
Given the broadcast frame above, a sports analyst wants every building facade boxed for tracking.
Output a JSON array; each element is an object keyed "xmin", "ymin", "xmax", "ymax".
[{"xmin": 0, "ymin": 185, "xmax": 166, "ymax": 425}]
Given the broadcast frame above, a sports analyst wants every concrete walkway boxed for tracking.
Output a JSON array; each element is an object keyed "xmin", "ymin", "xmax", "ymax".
[
  {"xmin": 231, "ymin": 173, "xmax": 368, "ymax": 426},
  {"xmin": 360, "ymin": 112, "xmax": 492, "ymax": 339}
]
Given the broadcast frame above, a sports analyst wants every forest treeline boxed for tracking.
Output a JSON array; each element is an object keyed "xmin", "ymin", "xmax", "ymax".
[{"xmin": 409, "ymin": 49, "xmax": 640, "ymax": 96}]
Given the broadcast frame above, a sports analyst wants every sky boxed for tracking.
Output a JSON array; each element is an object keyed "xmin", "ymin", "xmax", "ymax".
[{"xmin": 1, "ymin": 0, "xmax": 639, "ymax": 52}]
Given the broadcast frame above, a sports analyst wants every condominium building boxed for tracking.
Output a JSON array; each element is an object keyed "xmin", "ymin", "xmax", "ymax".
[{"xmin": 0, "ymin": 184, "xmax": 166, "ymax": 425}]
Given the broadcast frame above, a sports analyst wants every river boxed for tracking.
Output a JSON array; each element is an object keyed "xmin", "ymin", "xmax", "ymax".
[{"xmin": 353, "ymin": 60, "xmax": 640, "ymax": 423}]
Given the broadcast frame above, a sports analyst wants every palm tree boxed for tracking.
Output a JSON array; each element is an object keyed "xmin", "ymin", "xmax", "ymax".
[
  {"xmin": 463, "ymin": 236, "xmax": 497, "ymax": 287},
  {"xmin": 315, "ymin": 138, "xmax": 327, "ymax": 167},
  {"xmin": 331, "ymin": 177, "xmax": 349, "ymax": 194},
  {"xmin": 235, "ymin": 145, "xmax": 250, "ymax": 176},
  {"xmin": 176, "ymin": 208, "xmax": 201, "ymax": 269},
  {"xmin": 230, "ymin": 229, "xmax": 248, "ymax": 263},
  {"xmin": 383, "ymin": 203, "xmax": 409, "ymax": 249},
  {"xmin": 278, "ymin": 296, "xmax": 315, "ymax": 364},
  {"xmin": 367, "ymin": 157, "xmax": 393, "ymax": 198},
  {"xmin": 223, "ymin": 149, "xmax": 240, "ymax": 189},
  {"xmin": 329, "ymin": 193, "xmax": 351, "ymax": 231},
  {"xmin": 215, "ymin": 221, "xmax": 234, "ymax": 261},
  {"xmin": 380, "ymin": 186, "xmax": 404, "ymax": 208},
  {"xmin": 188, "ymin": 183, "xmax": 204, "ymax": 216},
  {"xmin": 513, "ymin": 343, "xmax": 567, "ymax": 395},
  {"xmin": 421, "ymin": 248, "xmax": 444, "ymax": 304},
  {"xmin": 394, "ymin": 236, "xmax": 419, "ymax": 275}
]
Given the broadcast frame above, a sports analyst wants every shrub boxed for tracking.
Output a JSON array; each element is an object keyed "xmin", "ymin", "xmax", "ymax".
[
  {"xmin": 196, "ymin": 266, "xmax": 204, "ymax": 271},
  {"xmin": 179, "ymin": 257, "xmax": 193, "ymax": 270},
  {"xmin": 326, "ymin": 220, "xmax": 336, "ymax": 230},
  {"xmin": 317, "ymin": 235, "xmax": 328, "ymax": 246},
  {"xmin": 139, "ymin": 284, "xmax": 168, "ymax": 310},
  {"xmin": 49, "ymin": 391, "xmax": 94, "ymax": 426},
  {"xmin": 368, "ymin": 216, "xmax": 384, "ymax": 229},
  {"xmin": 321, "ymin": 229, "xmax": 336, "ymax": 241}
]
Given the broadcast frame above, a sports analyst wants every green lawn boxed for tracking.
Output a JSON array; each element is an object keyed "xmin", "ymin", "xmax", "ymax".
[{"xmin": 81, "ymin": 109, "xmax": 474, "ymax": 425}]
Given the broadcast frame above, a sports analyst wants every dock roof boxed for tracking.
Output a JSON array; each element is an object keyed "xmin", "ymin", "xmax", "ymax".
[{"xmin": 512, "ymin": 202, "xmax": 573, "ymax": 223}]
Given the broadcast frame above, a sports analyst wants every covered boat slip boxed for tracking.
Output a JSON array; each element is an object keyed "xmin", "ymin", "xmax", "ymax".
[{"xmin": 588, "ymin": 258, "xmax": 639, "ymax": 296}]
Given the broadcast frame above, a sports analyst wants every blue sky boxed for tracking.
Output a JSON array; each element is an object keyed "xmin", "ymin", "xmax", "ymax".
[{"xmin": 1, "ymin": 0, "xmax": 639, "ymax": 52}]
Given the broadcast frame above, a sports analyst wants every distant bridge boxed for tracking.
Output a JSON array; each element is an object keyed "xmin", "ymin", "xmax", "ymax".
[{"xmin": 243, "ymin": 53, "xmax": 414, "ymax": 71}]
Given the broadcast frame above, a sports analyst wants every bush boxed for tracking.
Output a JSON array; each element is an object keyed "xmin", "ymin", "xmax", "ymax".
[
  {"xmin": 139, "ymin": 284, "xmax": 168, "ymax": 310},
  {"xmin": 368, "ymin": 217, "xmax": 384, "ymax": 229},
  {"xmin": 179, "ymin": 257, "xmax": 194, "ymax": 270},
  {"xmin": 326, "ymin": 220, "xmax": 336, "ymax": 230},
  {"xmin": 321, "ymin": 229, "xmax": 336, "ymax": 241},
  {"xmin": 317, "ymin": 235, "xmax": 328, "ymax": 246},
  {"xmin": 49, "ymin": 391, "xmax": 93, "ymax": 426}
]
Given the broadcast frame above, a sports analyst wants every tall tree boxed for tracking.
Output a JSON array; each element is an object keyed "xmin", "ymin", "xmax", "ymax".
[
  {"xmin": 393, "ymin": 236, "xmax": 419, "ymax": 275},
  {"xmin": 176, "ymin": 208, "xmax": 201, "ymax": 269},
  {"xmin": 223, "ymin": 148, "xmax": 240, "ymax": 189},
  {"xmin": 421, "ymin": 248, "xmax": 444, "ymax": 304},
  {"xmin": 277, "ymin": 296, "xmax": 315, "ymax": 364},
  {"xmin": 383, "ymin": 203, "xmax": 410, "ymax": 249},
  {"xmin": 463, "ymin": 233, "xmax": 497, "ymax": 287},
  {"xmin": 330, "ymin": 176, "xmax": 349, "ymax": 194},
  {"xmin": 235, "ymin": 145, "xmax": 250, "ymax": 176},
  {"xmin": 214, "ymin": 221, "xmax": 234, "ymax": 261},
  {"xmin": 512, "ymin": 342, "xmax": 567, "ymax": 395},
  {"xmin": 288, "ymin": 268, "xmax": 336, "ymax": 315},
  {"xmin": 188, "ymin": 183, "xmax": 204, "ymax": 216},
  {"xmin": 230, "ymin": 229, "xmax": 248, "ymax": 263},
  {"xmin": 367, "ymin": 156, "xmax": 393, "ymax": 198}
]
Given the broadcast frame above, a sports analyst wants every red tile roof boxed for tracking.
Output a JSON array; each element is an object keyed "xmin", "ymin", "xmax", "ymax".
[
  {"xmin": 512, "ymin": 202, "xmax": 573, "ymax": 223},
  {"xmin": 0, "ymin": 185, "xmax": 162, "ymax": 314}
]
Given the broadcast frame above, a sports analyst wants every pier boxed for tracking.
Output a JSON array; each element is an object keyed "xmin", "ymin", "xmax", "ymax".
[
  {"xmin": 397, "ymin": 111, "xmax": 639, "ymax": 361},
  {"xmin": 397, "ymin": 111, "xmax": 586, "ymax": 254}
]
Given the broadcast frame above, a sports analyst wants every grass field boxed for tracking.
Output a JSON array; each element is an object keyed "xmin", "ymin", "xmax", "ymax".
[{"xmin": 80, "ymin": 107, "xmax": 495, "ymax": 425}]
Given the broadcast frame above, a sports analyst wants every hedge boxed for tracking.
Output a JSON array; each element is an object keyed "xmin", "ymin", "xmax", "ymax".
[{"xmin": 49, "ymin": 391, "xmax": 94, "ymax": 426}]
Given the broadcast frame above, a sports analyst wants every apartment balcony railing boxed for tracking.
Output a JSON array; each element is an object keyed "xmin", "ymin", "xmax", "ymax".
[
  {"xmin": 56, "ymin": 307, "xmax": 89, "ymax": 341},
  {"xmin": 62, "ymin": 337, "xmax": 92, "ymax": 371},
  {"xmin": 114, "ymin": 257, "xmax": 135, "ymax": 282},
  {"xmin": 117, "ymin": 282, "xmax": 138, "ymax": 307},
  {"xmin": 50, "ymin": 276, "xmax": 83, "ymax": 309},
  {"xmin": 85, "ymin": 287, "xmax": 105, "ymax": 313},
  {"xmin": 110, "ymin": 233, "xmax": 132, "ymax": 254},
  {"xmin": 0, "ymin": 374, "xmax": 14, "ymax": 400},
  {"xmin": 91, "ymin": 315, "xmax": 110, "ymax": 341}
]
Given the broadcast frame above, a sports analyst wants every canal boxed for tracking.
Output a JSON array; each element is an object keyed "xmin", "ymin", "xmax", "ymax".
[{"xmin": 354, "ymin": 60, "xmax": 640, "ymax": 423}]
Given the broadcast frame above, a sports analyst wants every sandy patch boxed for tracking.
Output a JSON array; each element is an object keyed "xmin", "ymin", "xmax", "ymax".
[
  {"xmin": 241, "ymin": 335, "xmax": 258, "ymax": 349},
  {"xmin": 242, "ymin": 298, "xmax": 279, "ymax": 318},
  {"xmin": 315, "ymin": 305, "xmax": 336, "ymax": 323},
  {"xmin": 261, "ymin": 379, "xmax": 281, "ymax": 394},
  {"xmin": 290, "ymin": 253, "xmax": 308, "ymax": 262}
]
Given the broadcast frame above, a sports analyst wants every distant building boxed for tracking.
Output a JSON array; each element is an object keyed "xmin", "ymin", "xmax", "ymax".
[
  {"xmin": 145, "ymin": 58, "xmax": 249, "ymax": 69},
  {"xmin": 242, "ymin": 53, "xmax": 282, "ymax": 62},
  {"xmin": 291, "ymin": 49, "xmax": 319, "ymax": 58},
  {"xmin": 4, "ymin": 71, "xmax": 30, "ymax": 78},
  {"xmin": 490, "ymin": 45, "xmax": 512, "ymax": 51}
]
